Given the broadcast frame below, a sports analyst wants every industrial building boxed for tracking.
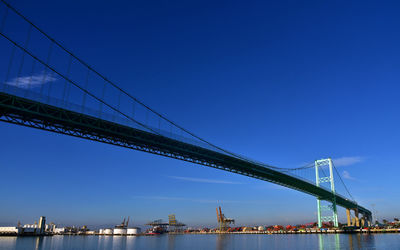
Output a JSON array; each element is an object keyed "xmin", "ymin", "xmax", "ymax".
[
  {"xmin": 144, "ymin": 214, "xmax": 186, "ymax": 234},
  {"xmin": 98, "ymin": 217, "xmax": 141, "ymax": 236},
  {"xmin": 168, "ymin": 214, "xmax": 186, "ymax": 232},
  {"xmin": 0, "ymin": 216, "xmax": 63, "ymax": 236},
  {"xmin": 0, "ymin": 227, "xmax": 21, "ymax": 235}
]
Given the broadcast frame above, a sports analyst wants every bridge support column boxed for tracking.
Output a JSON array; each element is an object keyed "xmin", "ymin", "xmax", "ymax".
[
  {"xmin": 367, "ymin": 215, "xmax": 372, "ymax": 227},
  {"xmin": 354, "ymin": 209, "xmax": 360, "ymax": 227},
  {"xmin": 346, "ymin": 208, "xmax": 351, "ymax": 226},
  {"xmin": 361, "ymin": 214, "xmax": 371, "ymax": 227}
]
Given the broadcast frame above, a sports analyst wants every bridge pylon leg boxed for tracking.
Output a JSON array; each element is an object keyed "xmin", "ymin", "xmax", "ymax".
[
  {"xmin": 315, "ymin": 163, "xmax": 322, "ymax": 228},
  {"xmin": 315, "ymin": 158, "xmax": 339, "ymax": 228},
  {"xmin": 316, "ymin": 198, "xmax": 322, "ymax": 228}
]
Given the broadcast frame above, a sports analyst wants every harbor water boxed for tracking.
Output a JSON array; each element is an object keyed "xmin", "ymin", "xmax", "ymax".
[{"xmin": 1, "ymin": 234, "xmax": 400, "ymax": 250}]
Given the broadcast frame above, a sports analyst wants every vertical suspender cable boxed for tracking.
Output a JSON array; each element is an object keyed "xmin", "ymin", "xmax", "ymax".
[
  {"xmin": 40, "ymin": 41, "xmax": 53, "ymax": 97},
  {"xmin": 113, "ymin": 91, "xmax": 121, "ymax": 122},
  {"xmin": 62, "ymin": 55, "xmax": 72, "ymax": 104},
  {"xmin": 81, "ymin": 68, "xmax": 90, "ymax": 113},
  {"xmin": 4, "ymin": 45, "xmax": 16, "ymax": 91},
  {"xmin": 99, "ymin": 81, "xmax": 106, "ymax": 118},
  {"xmin": 25, "ymin": 60, "xmax": 36, "ymax": 97},
  {"xmin": 0, "ymin": 4, "xmax": 8, "ymax": 91},
  {"xmin": 15, "ymin": 24, "xmax": 32, "ymax": 88}
]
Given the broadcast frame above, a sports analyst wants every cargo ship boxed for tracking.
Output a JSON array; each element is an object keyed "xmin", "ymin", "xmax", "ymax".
[{"xmin": 146, "ymin": 226, "xmax": 165, "ymax": 235}]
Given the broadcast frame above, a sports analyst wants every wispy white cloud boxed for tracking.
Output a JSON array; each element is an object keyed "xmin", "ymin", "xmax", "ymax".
[
  {"xmin": 132, "ymin": 195, "xmax": 239, "ymax": 203},
  {"xmin": 132, "ymin": 195, "xmax": 277, "ymax": 205},
  {"xmin": 5, "ymin": 72, "xmax": 57, "ymax": 89},
  {"xmin": 168, "ymin": 176, "xmax": 242, "ymax": 184},
  {"xmin": 342, "ymin": 170, "xmax": 355, "ymax": 180},
  {"xmin": 333, "ymin": 156, "xmax": 364, "ymax": 167}
]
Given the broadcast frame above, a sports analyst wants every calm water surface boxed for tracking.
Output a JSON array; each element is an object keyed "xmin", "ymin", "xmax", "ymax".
[{"xmin": 0, "ymin": 234, "xmax": 399, "ymax": 250}]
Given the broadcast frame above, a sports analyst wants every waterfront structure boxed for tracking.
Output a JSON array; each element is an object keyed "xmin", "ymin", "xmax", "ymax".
[
  {"xmin": 145, "ymin": 219, "xmax": 169, "ymax": 234},
  {"xmin": 113, "ymin": 228, "xmax": 127, "ymax": 235},
  {"xmin": 38, "ymin": 216, "xmax": 46, "ymax": 235},
  {"xmin": 113, "ymin": 218, "xmax": 129, "ymax": 235},
  {"xmin": 54, "ymin": 227, "xmax": 66, "ymax": 234},
  {"xmin": 97, "ymin": 227, "xmax": 141, "ymax": 236},
  {"xmin": 127, "ymin": 228, "xmax": 141, "ymax": 235},
  {"xmin": 103, "ymin": 229, "xmax": 113, "ymax": 235},
  {"xmin": 0, "ymin": 216, "xmax": 59, "ymax": 236},
  {"xmin": 216, "ymin": 207, "xmax": 235, "ymax": 232},
  {"xmin": 98, "ymin": 218, "xmax": 141, "ymax": 236},
  {"xmin": 168, "ymin": 214, "xmax": 186, "ymax": 232},
  {"xmin": 0, "ymin": 0, "xmax": 372, "ymax": 226},
  {"xmin": 0, "ymin": 227, "xmax": 21, "ymax": 234}
]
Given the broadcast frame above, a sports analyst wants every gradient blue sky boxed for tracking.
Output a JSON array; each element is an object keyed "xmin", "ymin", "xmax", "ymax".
[{"xmin": 1, "ymin": 0, "xmax": 400, "ymax": 228}]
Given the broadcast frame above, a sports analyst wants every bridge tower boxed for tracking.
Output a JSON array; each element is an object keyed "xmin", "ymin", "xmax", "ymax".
[{"xmin": 315, "ymin": 158, "xmax": 339, "ymax": 228}]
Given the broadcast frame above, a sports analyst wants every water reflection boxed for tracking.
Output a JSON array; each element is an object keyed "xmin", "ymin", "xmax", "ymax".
[
  {"xmin": 125, "ymin": 236, "xmax": 138, "ymax": 249},
  {"xmin": 334, "ymin": 234, "xmax": 340, "ymax": 250},
  {"xmin": 0, "ymin": 233, "xmax": 386, "ymax": 250},
  {"xmin": 35, "ymin": 237, "xmax": 43, "ymax": 250},
  {"xmin": 112, "ymin": 236, "xmax": 127, "ymax": 249},
  {"xmin": 347, "ymin": 234, "xmax": 376, "ymax": 249},
  {"xmin": 0, "ymin": 236, "xmax": 17, "ymax": 249},
  {"xmin": 97, "ymin": 235, "xmax": 113, "ymax": 249},
  {"xmin": 348, "ymin": 234, "xmax": 354, "ymax": 250},
  {"xmin": 318, "ymin": 234, "xmax": 340, "ymax": 250},
  {"xmin": 216, "ymin": 234, "xmax": 229, "ymax": 250},
  {"xmin": 355, "ymin": 234, "xmax": 361, "ymax": 249},
  {"xmin": 318, "ymin": 234, "xmax": 324, "ymax": 250},
  {"xmin": 348, "ymin": 234, "xmax": 362, "ymax": 249},
  {"xmin": 361, "ymin": 234, "xmax": 376, "ymax": 248},
  {"xmin": 168, "ymin": 234, "xmax": 176, "ymax": 250}
]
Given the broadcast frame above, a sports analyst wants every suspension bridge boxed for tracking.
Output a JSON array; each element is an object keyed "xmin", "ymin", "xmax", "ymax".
[{"xmin": 0, "ymin": 0, "xmax": 371, "ymax": 227}]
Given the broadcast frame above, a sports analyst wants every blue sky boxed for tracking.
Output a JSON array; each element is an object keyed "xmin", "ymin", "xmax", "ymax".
[{"xmin": 1, "ymin": 0, "xmax": 400, "ymax": 228}]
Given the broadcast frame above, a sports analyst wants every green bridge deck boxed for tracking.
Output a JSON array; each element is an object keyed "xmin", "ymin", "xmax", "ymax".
[{"xmin": 0, "ymin": 92, "xmax": 371, "ymax": 217}]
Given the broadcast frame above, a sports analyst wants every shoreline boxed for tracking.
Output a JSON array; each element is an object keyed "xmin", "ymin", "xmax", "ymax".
[{"xmin": 1, "ymin": 228, "xmax": 399, "ymax": 237}]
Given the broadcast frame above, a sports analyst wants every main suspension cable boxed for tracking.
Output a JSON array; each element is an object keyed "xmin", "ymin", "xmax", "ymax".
[{"xmin": 332, "ymin": 162, "xmax": 355, "ymax": 201}]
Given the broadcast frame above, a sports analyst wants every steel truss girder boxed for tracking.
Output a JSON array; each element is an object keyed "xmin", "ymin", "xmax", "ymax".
[{"xmin": 0, "ymin": 92, "xmax": 371, "ymax": 217}]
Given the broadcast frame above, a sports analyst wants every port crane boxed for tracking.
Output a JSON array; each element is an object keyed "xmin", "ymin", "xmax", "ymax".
[
  {"xmin": 115, "ymin": 217, "xmax": 129, "ymax": 229},
  {"xmin": 216, "ymin": 207, "xmax": 235, "ymax": 232},
  {"xmin": 168, "ymin": 214, "xmax": 186, "ymax": 232}
]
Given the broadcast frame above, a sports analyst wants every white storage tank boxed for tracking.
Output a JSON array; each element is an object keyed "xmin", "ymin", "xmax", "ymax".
[
  {"xmin": 98, "ymin": 229, "xmax": 104, "ymax": 234},
  {"xmin": 54, "ymin": 227, "xmax": 65, "ymax": 234},
  {"xmin": 0, "ymin": 227, "xmax": 20, "ymax": 234},
  {"xmin": 127, "ymin": 227, "xmax": 141, "ymax": 235},
  {"xmin": 113, "ymin": 228, "xmax": 127, "ymax": 235},
  {"xmin": 258, "ymin": 226, "xmax": 265, "ymax": 231},
  {"xmin": 104, "ymin": 228, "xmax": 113, "ymax": 235}
]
